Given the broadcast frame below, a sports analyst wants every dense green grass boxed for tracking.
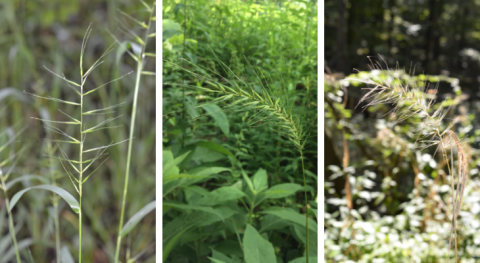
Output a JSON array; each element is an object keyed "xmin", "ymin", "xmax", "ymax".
[{"xmin": 163, "ymin": 0, "xmax": 317, "ymax": 262}]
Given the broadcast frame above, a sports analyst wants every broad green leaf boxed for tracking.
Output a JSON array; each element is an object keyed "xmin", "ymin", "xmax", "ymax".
[
  {"xmin": 191, "ymin": 146, "xmax": 226, "ymax": 163},
  {"xmin": 162, "ymin": 19, "xmax": 182, "ymax": 32},
  {"xmin": 163, "ymin": 150, "xmax": 190, "ymax": 175},
  {"xmin": 163, "ymin": 174, "xmax": 215, "ymax": 197},
  {"xmin": 188, "ymin": 166, "xmax": 230, "ymax": 177},
  {"xmin": 162, "ymin": 166, "xmax": 180, "ymax": 179},
  {"xmin": 293, "ymin": 224, "xmax": 317, "ymax": 256},
  {"xmin": 208, "ymin": 258, "xmax": 226, "ymax": 263},
  {"xmin": 185, "ymin": 96, "xmax": 199, "ymax": 119},
  {"xmin": 311, "ymin": 209, "xmax": 317, "ymax": 219},
  {"xmin": 241, "ymin": 170, "xmax": 255, "ymax": 195},
  {"xmin": 163, "ymin": 211, "xmax": 204, "ymax": 245},
  {"xmin": 120, "ymin": 200, "xmax": 156, "ymax": 237},
  {"xmin": 202, "ymin": 103, "xmax": 229, "ymax": 136},
  {"xmin": 172, "ymin": 151, "xmax": 191, "ymax": 169},
  {"xmin": 9, "ymin": 185, "xmax": 80, "ymax": 213},
  {"xmin": 210, "ymin": 249, "xmax": 235, "ymax": 263},
  {"xmin": 184, "ymin": 185, "xmax": 210, "ymax": 201},
  {"xmin": 163, "ymin": 228, "xmax": 188, "ymax": 262},
  {"xmin": 252, "ymin": 168, "xmax": 268, "ymax": 193},
  {"xmin": 61, "ymin": 246, "xmax": 75, "ymax": 263},
  {"xmin": 163, "ymin": 165, "xmax": 229, "ymax": 196},
  {"xmin": 163, "ymin": 202, "xmax": 224, "ymax": 221},
  {"xmin": 243, "ymin": 224, "xmax": 276, "ymax": 263},
  {"xmin": 260, "ymin": 207, "xmax": 317, "ymax": 233},
  {"xmin": 196, "ymin": 187, "xmax": 245, "ymax": 206},
  {"xmin": 256, "ymin": 183, "xmax": 303, "ymax": 203},
  {"xmin": 288, "ymin": 257, "xmax": 318, "ymax": 263},
  {"xmin": 214, "ymin": 240, "xmax": 243, "ymax": 258},
  {"xmin": 162, "ymin": 19, "xmax": 182, "ymax": 40},
  {"xmin": 163, "ymin": 173, "xmax": 212, "ymax": 183},
  {"xmin": 162, "ymin": 150, "xmax": 173, "ymax": 169},
  {"xmin": 173, "ymin": 3, "xmax": 185, "ymax": 15},
  {"xmin": 197, "ymin": 206, "xmax": 237, "ymax": 226},
  {"xmin": 197, "ymin": 141, "xmax": 235, "ymax": 158},
  {"xmin": 260, "ymin": 214, "xmax": 290, "ymax": 233}
]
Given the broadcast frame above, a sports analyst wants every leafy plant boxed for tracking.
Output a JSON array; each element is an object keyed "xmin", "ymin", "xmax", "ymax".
[
  {"xmin": 162, "ymin": 147, "xmax": 317, "ymax": 262},
  {"xmin": 168, "ymin": 53, "xmax": 314, "ymax": 250}
]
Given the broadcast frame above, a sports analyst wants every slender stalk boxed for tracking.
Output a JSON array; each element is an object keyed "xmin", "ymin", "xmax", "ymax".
[
  {"xmin": 114, "ymin": 60, "xmax": 143, "ymax": 262},
  {"xmin": 248, "ymin": 196, "xmax": 256, "ymax": 225},
  {"xmin": 79, "ymin": 73, "xmax": 84, "ymax": 263},
  {"xmin": 181, "ymin": 0, "xmax": 187, "ymax": 148},
  {"xmin": 300, "ymin": 149, "xmax": 309, "ymax": 263},
  {"xmin": 5, "ymin": 197, "xmax": 21, "ymax": 263},
  {"xmin": 443, "ymin": 150, "xmax": 452, "ymax": 262},
  {"xmin": 53, "ymin": 201, "xmax": 60, "ymax": 263},
  {"xmin": 48, "ymin": 143, "xmax": 61, "ymax": 263},
  {"xmin": 0, "ymin": 169, "xmax": 20, "ymax": 263},
  {"xmin": 114, "ymin": 4, "xmax": 155, "ymax": 261}
]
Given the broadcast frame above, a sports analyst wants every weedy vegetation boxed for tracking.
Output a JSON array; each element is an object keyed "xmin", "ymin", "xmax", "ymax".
[
  {"xmin": 168, "ymin": 57, "xmax": 312, "ymax": 258},
  {"xmin": 350, "ymin": 58, "xmax": 469, "ymax": 262},
  {"xmin": 163, "ymin": 0, "xmax": 317, "ymax": 262}
]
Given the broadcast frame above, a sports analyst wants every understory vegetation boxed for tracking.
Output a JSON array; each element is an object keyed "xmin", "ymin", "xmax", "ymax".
[
  {"xmin": 162, "ymin": 0, "xmax": 318, "ymax": 262},
  {"xmin": 0, "ymin": 1, "xmax": 155, "ymax": 262},
  {"xmin": 325, "ymin": 60, "xmax": 480, "ymax": 262}
]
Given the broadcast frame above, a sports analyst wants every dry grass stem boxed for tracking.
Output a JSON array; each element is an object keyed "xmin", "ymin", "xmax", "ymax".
[{"xmin": 349, "ymin": 57, "xmax": 470, "ymax": 261}]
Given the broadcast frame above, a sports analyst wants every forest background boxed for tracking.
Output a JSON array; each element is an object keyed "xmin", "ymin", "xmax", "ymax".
[
  {"xmin": 325, "ymin": 0, "xmax": 480, "ymax": 262},
  {"xmin": 0, "ymin": 0, "xmax": 155, "ymax": 262}
]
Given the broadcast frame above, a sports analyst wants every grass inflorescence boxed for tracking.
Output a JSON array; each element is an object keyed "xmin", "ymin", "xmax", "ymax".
[
  {"xmin": 349, "ymin": 56, "xmax": 469, "ymax": 262},
  {"xmin": 168, "ymin": 58, "xmax": 306, "ymax": 150},
  {"xmin": 166, "ymin": 55, "xmax": 313, "ymax": 261},
  {"xmin": 0, "ymin": 2, "xmax": 155, "ymax": 261},
  {"xmin": 26, "ymin": 24, "xmax": 131, "ymax": 262}
]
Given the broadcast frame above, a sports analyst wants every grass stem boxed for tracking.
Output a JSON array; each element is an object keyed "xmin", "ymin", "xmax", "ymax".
[
  {"xmin": 4, "ymin": 191, "xmax": 21, "ymax": 263},
  {"xmin": 114, "ymin": 4, "xmax": 154, "ymax": 260},
  {"xmin": 48, "ymin": 142, "xmax": 61, "ymax": 263},
  {"xmin": 79, "ymin": 71, "xmax": 84, "ymax": 263},
  {"xmin": 300, "ymin": 149, "xmax": 309, "ymax": 263},
  {"xmin": 0, "ymin": 169, "xmax": 21, "ymax": 263}
]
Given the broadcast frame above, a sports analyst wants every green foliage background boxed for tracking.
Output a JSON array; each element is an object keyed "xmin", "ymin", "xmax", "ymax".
[
  {"xmin": 162, "ymin": 0, "xmax": 317, "ymax": 262},
  {"xmin": 0, "ymin": 0, "xmax": 155, "ymax": 261}
]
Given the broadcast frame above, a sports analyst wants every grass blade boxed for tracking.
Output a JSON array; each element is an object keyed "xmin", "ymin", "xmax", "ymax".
[
  {"xmin": 9, "ymin": 185, "xmax": 80, "ymax": 213},
  {"xmin": 120, "ymin": 200, "xmax": 156, "ymax": 237}
]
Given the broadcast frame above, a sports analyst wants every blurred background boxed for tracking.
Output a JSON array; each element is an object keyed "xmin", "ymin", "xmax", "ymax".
[
  {"xmin": 325, "ymin": 0, "xmax": 480, "ymax": 262},
  {"xmin": 0, "ymin": 0, "xmax": 155, "ymax": 262}
]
